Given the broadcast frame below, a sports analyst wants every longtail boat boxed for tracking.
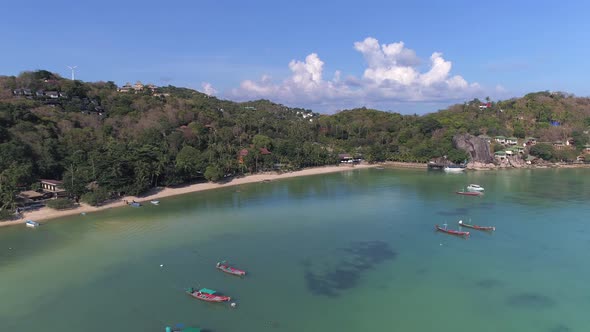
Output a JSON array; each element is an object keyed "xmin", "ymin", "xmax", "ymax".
[
  {"xmin": 455, "ymin": 191, "xmax": 483, "ymax": 196},
  {"xmin": 165, "ymin": 326, "xmax": 201, "ymax": 332},
  {"xmin": 186, "ymin": 288, "xmax": 231, "ymax": 303},
  {"xmin": 435, "ymin": 225, "xmax": 470, "ymax": 237},
  {"xmin": 216, "ymin": 261, "xmax": 246, "ymax": 276},
  {"xmin": 458, "ymin": 220, "xmax": 495, "ymax": 231}
]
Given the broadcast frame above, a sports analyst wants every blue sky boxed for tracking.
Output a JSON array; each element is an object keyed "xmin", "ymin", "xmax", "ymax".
[{"xmin": 2, "ymin": 0, "xmax": 589, "ymax": 113}]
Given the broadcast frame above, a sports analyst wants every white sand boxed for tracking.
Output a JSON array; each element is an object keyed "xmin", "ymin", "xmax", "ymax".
[{"xmin": 1, "ymin": 164, "xmax": 376, "ymax": 228}]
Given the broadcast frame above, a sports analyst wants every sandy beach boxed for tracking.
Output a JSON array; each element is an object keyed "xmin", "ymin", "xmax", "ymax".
[{"xmin": 1, "ymin": 164, "xmax": 377, "ymax": 228}]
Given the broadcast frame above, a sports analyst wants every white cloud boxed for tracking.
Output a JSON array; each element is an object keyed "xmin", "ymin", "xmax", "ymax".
[
  {"xmin": 201, "ymin": 82, "xmax": 217, "ymax": 96},
  {"xmin": 229, "ymin": 37, "xmax": 484, "ymax": 112}
]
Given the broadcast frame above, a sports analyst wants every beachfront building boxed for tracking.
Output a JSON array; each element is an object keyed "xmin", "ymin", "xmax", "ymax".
[
  {"xmin": 494, "ymin": 151, "xmax": 507, "ymax": 160},
  {"xmin": 18, "ymin": 190, "xmax": 46, "ymax": 202},
  {"xmin": 338, "ymin": 153, "xmax": 353, "ymax": 163},
  {"xmin": 40, "ymin": 179, "xmax": 67, "ymax": 198},
  {"xmin": 41, "ymin": 179, "xmax": 63, "ymax": 192}
]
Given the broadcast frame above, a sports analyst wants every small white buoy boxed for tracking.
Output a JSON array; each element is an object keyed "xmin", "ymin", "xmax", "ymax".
[
  {"xmin": 230, "ymin": 302, "xmax": 237, "ymax": 308},
  {"xmin": 160, "ymin": 264, "xmax": 164, "ymax": 267}
]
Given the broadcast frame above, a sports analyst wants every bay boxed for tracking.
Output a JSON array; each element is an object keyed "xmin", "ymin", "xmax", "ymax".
[{"xmin": 1, "ymin": 168, "xmax": 589, "ymax": 331}]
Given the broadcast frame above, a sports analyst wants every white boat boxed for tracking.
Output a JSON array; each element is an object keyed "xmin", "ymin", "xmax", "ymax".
[
  {"xmin": 443, "ymin": 166, "xmax": 465, "ymax": 173},
  {"xmin": 467, "ymin": 184, "xmax": 484, "ymax": 191},
  {"xmin": 150, "ymin": 200, "xmax": 160, "ymax": 205},
  {"xmin": 25, "ymin": 220, "xmax": 40, "ymax": 228}
]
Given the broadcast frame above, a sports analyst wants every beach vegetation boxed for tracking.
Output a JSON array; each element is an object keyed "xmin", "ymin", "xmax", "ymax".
[
  {"xmin": 46, "ymin": 198, "xmax": 75, "ymax": 210},
  {"xmin": 81, "ymin": 188, "xmax": 111, "ymax": 206},
  {"xmin": 529, "ymin": 143, "xmax": 555, "ymax": 161},
  {"xmin": 2, "ymin": 70, "xmax": 590, "ymax": 217}
]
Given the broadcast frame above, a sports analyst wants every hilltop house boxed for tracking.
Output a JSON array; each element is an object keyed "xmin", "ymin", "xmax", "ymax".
[
  {"xmin": 525, "ymin": 137, "xmax": 537, "ymax": 146},
  {"xmin": 494, "ymin": 136, "xmax": 506, "ymax": 144},
  {"xmin": 45, "ymin": 91, "xmax": 59, "ymax": 99},
  {"xmin": 552, "ymin": 141, "xmax": 566, "ymax": 150},
  {"xmin": 479, "ymin": 102, "xmax": 491, "ymax": 110},
  {"xmin": 506, "ymin": 137, "xmax": 518, "ymax": 145},
  {"xmin": 118, "ymin": 83, "xmax": 133, "ymax": 92},
  {"xmin": 133, "ymin": 81, "xmax": 144, "ymax": 91}
]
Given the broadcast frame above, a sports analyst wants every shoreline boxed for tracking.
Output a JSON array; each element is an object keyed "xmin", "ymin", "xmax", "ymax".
[
  {"xmin": 3, "ymin": 160, "xmax": 589, "ymax": 229},
  {"xmin": 1, "ymin": 164, "xmax": 376, "ymax": 228}
]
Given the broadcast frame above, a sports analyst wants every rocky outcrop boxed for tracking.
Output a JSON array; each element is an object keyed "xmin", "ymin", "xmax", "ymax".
[
  {"xmin": 466, "ymin": 161, "xmax": 496, "ymax": 170},
  {"xmin": 453, "ymin": 133, "xmax": 494, "ymax": 164},
  {"xmin": 497, "ymin": 156, "xmax": 526, "ymax": 168}
]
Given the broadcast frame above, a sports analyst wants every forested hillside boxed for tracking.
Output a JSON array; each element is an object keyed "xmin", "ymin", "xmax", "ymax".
[{"xmin": 1, "ymin": 70, "xmax": 589, "ymax": 217}]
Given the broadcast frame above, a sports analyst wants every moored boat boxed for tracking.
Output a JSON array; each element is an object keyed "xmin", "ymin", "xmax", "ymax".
[
  {"xmin": 444, "ymin": 165, "xmax": 465, "ymax": 173},
  {"xmin": 216, "ymin": 261, "xmax": 246, "ymax": 276},
  {"xmin": 129, "ymin": 202, "xmax": 142, "ymax": 207},
  {"xmin": 186, "ymin": 288, "xmax": 231, "ymax": 302},
  {"xmin": 455, "ymin": 191, "xmax": 483, "ymax": 196},
  {"xmin": 25, "ymin": 220, "xmax": 40, "ymax": 228},
  {"xmin": 466, "ymin": 184, "xmax": 484, "ymax": 191},
  {"xmin": 435, "ymin": 224, "xmax": 469, "ymax": 237},
  {"xmin": 165, "ymin": 326, "xmax": 201, "ymax": 332},
  {"xmin": 458, "ymin": 219, "xmax": 495, "ymax": 231},
  {"xmin": 150, "ymin": 200, "xmax": 160, "ymax": 205}
]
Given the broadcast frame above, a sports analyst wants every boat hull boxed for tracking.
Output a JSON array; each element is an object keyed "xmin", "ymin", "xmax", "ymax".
[
  {"xmin": 25, "ymin": 220, "xmax": 39, "ymax": 228},
  {"xmin": 217, "ymin": 263, "xmax": 246, "ymax": 276},
  {"xmin": 188, "ymin": 291, "xmax": 231, "ymax": 303},
  {"xmin": 444, "ymin": 167, "xmax": 465, "ymax": 173},
  {"xmin": 435, "ymin": 225, "xmax": 469, "ymax": 237},
  {"xmin": 455, "ymin": 191, "xmax": 482, "ymax": 196},
  {"xmin": 458, "ymin": 222, "xmax": 495, "ymax": 231}
]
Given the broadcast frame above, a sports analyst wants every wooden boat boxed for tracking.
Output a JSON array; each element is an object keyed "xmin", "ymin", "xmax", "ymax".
[
  {"xmin": 216, "ymin": 261, "xmax": 246, "ymax": 276},
  {"xmin": 165, "ymin": 326, "xmax": 201, "ymax": 332},
  {"xmin": 435, "ymin": 224, "xmax": 469, "ymax": 237},
  {"xmin": 466, "ymin": 184, "xmax": 484, "ymax": 191},
  {"xmin": 455, "ymin": 191, "xmax": 483, "ymax": 196},
  {"xmin": 186, "ymin": 288, "xmax": 231, "ymax": 303},
  {"xmin": 458, "ymin": 220, "xmax": 495, "ymax": 231},
  {"xmin": 25, "ymin": 220, "xmax": 40, "ymax": 228}
]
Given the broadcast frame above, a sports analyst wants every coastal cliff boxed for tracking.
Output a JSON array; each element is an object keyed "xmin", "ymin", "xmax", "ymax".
[{"xmin": 452, "ymin": 133, "xmax": 494, "ymax": 168}]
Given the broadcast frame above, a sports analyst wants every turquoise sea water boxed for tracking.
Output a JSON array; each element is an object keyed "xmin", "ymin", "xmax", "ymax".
[{"xmin": 1, "ymin": 168, "xmax": 589, "ymax": 332}]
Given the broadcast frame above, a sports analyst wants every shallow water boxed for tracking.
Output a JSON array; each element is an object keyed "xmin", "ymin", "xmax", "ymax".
[{"xmin": 1, "ymin": 168, "xmax": 589, "ymax": 331}]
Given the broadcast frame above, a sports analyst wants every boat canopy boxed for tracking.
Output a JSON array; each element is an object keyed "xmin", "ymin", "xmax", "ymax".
[{"xmin": 199, "ymin": 288, "xmax": 216, "ymax": 294}]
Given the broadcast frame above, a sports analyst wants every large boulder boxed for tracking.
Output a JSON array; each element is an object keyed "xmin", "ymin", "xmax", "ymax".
[{"xmin": 452, "ymin": 133, "xmax": 494, "ymax": 164}]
